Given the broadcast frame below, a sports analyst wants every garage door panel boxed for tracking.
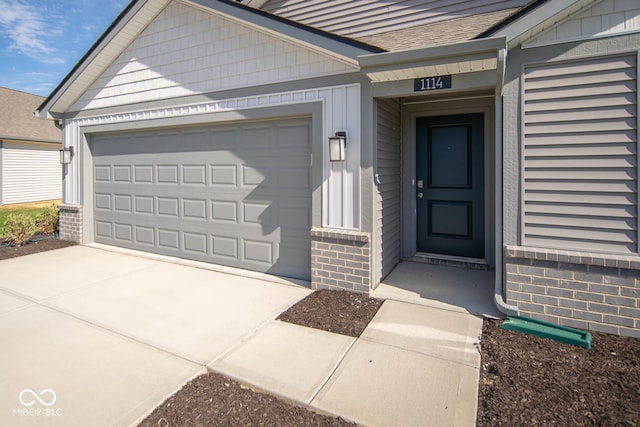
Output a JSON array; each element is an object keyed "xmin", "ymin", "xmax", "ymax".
[
  {"xmin": 183, "ymin": 199, "xmax": 207, "ymax": 220},
  {"xmin": 95, "ymin": 221, "xmax": 112, "ymax": 239},
  {"xmin": 95, "ymin": 166, "xmax": 111, "ymax": 182},
  {"xmin": 134, "ymin": 165, "xmax": 154, "ymax": 183},
  {"xmin": 92, "ymin": 118, "xmax": 311, "ymax": 281},
  {"xmin": 182, "ymin": 165, "xmax": 207, "ymax": 185},
  {"xmin": 211, "ymin": 200, "xmax": 238, "ymax": 222},
  {"xmin": 183, "ymin": 232, "xmax": 208, "ymax": 255},
  {"xmin": 95, "ymin": 193, "xmax": 112, "ymax": 210},
  {"xmin": 114, "ymin": 223, "xmax": 133, "ymax": 242},
  {"xmin": 135, "ymin": 226, "xmax": 155, "ymax": 245},
  {"xmin": 210, "ymin": 165, "xmax": 238, "ymax": 186}
]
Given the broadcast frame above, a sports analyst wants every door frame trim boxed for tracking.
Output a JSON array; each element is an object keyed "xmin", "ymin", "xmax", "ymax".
[{"xmin": 401, "ymin": 98, "xmax": 495, "ymax": 266}]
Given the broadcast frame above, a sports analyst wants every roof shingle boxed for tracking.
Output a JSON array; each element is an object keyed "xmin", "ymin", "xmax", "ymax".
[
  {"xmin": 0, "ymin": 87, "xmax": 61, "ymax": 144},
  {"xmin": 356, "ymin": 8, "xmax": 522, "ymax": 51}
]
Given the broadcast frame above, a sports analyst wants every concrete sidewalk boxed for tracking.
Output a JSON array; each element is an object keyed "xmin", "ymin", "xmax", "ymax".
[{"xmin": 0, "ymin": 246, "xmax": 483, "ymax": 426}]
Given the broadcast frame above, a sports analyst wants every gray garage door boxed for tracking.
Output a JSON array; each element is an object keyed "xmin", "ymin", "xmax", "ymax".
[{"xmin": 91, "ymin": 118, "xmax": 312, "ymax": 281}]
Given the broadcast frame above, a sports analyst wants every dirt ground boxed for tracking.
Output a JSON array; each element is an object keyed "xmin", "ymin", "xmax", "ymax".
[{"xmin": 2, "ymin": 241, "xmax": 638, "ymax": 426}]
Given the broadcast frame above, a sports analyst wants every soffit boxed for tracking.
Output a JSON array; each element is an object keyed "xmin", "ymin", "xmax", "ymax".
[{"xmin": 359, "ymin": 37, "xmax": 506, "ymax": 83}]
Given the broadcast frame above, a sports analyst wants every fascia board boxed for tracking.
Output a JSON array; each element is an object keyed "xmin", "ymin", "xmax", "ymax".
[{"xmin": 359, "ymin": 37, "xmax": 507, "ymax": 72}]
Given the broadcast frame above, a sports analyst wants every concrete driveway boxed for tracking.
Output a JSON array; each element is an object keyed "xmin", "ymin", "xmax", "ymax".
[
  {"xmin": 1, "ymin": 245, "xmax": 484, "ymax": 427},
  {"xmin": 0, "ymin": 245, "xmax": 310, "ymax": 427}
]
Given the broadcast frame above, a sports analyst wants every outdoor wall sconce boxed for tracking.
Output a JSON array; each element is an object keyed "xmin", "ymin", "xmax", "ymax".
[
  {"xmin": 59, "ymin": 146, "xmax": 74, "ymax": 164},
  {"xmin": 329, "ymin": 131, "xmax": 347, "ymax": 162}
]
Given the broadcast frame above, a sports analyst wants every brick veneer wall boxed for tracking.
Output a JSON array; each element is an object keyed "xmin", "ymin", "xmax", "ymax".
[
  {"xmin": 59, "ymin": 204, "xmax": 83, "ymax": 243},
  {"xmin": 310, "ymin": 227, "xmax": 371, "ymax": 293},
  {"xmin": 505, "ymin": 245, "xmax": 640, "ymax": 338}
]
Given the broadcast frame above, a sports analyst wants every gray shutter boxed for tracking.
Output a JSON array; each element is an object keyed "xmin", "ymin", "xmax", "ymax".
[{"xmin": 523, "ymin": 54, "xmax": 638, "ymax": 254}]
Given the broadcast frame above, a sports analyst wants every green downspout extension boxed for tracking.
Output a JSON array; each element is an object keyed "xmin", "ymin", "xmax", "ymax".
[{"xmin": 494, "ymin": 46, "xmax": 519, "ymax": 317}]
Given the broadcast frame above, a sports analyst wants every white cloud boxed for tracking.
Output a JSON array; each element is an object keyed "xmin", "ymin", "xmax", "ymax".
[{"xmin": 0, "ymin": 0, "xmax": 63, "ymax": 62}]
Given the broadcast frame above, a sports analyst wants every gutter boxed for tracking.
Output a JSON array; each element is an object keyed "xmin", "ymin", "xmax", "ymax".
[{"xmin": 494, "ymin": 46, "xmax": 519, "ymax": 317}]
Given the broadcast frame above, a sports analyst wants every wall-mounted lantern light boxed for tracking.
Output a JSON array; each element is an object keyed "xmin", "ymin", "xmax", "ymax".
[
  {"xmin": 329, "ymin": 131, "xmax": 347, "ymax": 162},
  {"xmin": 59, "ymin": 146, "xmax": 74, "ymax": 164}
]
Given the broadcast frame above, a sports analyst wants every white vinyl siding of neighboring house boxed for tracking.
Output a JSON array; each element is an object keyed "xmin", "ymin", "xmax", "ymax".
[
  {"xmin": 375, "ymin": 98, "xmax": 402, "ymax": 282},
  {"xmin": 261, "ymin": 0, "xmax": 531, "ymax": 38},
  {"xmin": 1, "ymin": 142, "xmax": 61, "ymax": 205},
  {"xmin": 522, "ymin": 54, "xmax": 638, "ymax": 254}
]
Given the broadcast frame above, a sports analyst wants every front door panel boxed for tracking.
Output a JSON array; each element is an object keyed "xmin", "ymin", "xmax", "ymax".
[{"xmin": 416, "ymin": 114, "xmax": 484, "ymax": 258}]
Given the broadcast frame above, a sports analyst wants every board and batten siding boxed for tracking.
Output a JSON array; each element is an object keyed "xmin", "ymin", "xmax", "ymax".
[
  {"xmin": 261, "ymin": 0, "xmax": 530, "ymax": 38},
  {"xmin": 1, "ymin": 142, "xmax": 61, "ymax": 205},
  {"xmin": 376, "ymin": 98, "xmax": 402, "ymax": 281},
  {"xmin": 522, "ymin": 54, "xmax": 638, "ymax": 254}
]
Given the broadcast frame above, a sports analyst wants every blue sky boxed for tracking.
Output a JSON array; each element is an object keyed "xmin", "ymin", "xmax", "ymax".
[{"xmin": 0, "ymin": 0, "xmax": 128, "ymax": 97}]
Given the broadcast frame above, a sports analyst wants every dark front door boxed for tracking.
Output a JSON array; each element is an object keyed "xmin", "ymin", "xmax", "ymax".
[{"xmin": 416, "ymin": 114, "xmax": 484, "ymax": 259}]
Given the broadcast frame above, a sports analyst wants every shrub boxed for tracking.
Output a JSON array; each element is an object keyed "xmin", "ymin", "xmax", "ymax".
[
  {"xmin": 5, "ymin": 213, "xmax": 39, "ymax": 246},
  {"xmin": 38, "ymin": 204, "xmax": 60, "ymax": 235}
]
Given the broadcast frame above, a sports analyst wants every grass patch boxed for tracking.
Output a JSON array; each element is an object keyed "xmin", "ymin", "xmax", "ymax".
[{"xmin": 0, "ymin": 206, "xmax": 47, "ymax": 238}]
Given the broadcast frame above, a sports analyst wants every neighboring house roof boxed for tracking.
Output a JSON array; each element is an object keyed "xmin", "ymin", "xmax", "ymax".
[{"xmin": 0, "ymin": 87, "xmax": 61, "ymax": 144}]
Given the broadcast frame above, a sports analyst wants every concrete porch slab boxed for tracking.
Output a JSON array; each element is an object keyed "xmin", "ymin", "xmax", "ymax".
[
  {"xmin": 361, "ymin": 300, "xmax": 483, "ymax": 368},
  {"xmin": 311, "ymin": 339, "xmax": 480, "ymax": 427},
  {"xmin": 210, "ymin": 320, "xmax": 355, "ymax": 403},
  {"xmin": 46, "ymin": 261, "xmax": 311, "ymax": 364},
  {"xmin": 373, "ymin": 261, "xmax": 502, "ymax": 318},
  {"xmin": 0, "ymin": 304, "xmax": 203, "ymax": 427}
]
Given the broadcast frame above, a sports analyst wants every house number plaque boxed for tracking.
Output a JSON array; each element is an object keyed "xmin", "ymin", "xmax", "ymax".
[{"xmin": 414, "ymin": 75, "xmax": 452, "ymax": 92}]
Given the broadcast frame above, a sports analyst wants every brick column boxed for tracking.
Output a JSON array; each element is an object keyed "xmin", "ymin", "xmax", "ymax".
[
  {"xmin": 310, "ymin": 227, "xmax": 371, "ymax": 293},
  {"xmin": 505, "ymin": 245, "xmax": 640, "ymax": 338},
  {"xmin": 58, "ymin": 204, "xmax": 83, "ymax": 243}
]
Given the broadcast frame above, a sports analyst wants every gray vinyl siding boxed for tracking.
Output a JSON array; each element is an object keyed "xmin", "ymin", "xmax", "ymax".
[
  {"xmin": 376, "ymin": 98, "xmax": 402, "ymax": 281},
  {"xmin": 522, "ymin": 54, "xmax": 638, "ymax": 254},
  {"xmin": 261, "ymin": 0, "xmax": 530, "ymax": 38}
]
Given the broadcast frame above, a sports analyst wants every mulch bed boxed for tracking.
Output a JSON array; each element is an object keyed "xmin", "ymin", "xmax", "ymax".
[
  {"xmin": 138, "ymin": 372, "xmax": 356, "ymax": 427},
  {"xmin": 277, "ymin": 289, "xmax": 384, "ymax": 337},
  {"xmin": 477, "ymin": 318, "xmax": 640, "ymax": 426},
  {"xmin": 0, "ymin": 236, "xmax": 76, "ymax": 261}
]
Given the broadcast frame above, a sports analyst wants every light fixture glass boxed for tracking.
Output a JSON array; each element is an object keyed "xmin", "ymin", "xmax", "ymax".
[
  {"xmin": 329, "ymin": 131, "xmax": 347, "ymax": 162},
  {"xmin": 59, "ymin": 147, "xmax": 73, "ymax": 164}
]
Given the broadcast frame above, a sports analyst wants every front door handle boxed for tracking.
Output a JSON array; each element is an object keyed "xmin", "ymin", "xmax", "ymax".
[{"xmin": 417, "ymin": 192, "xmax": 423, "ymax": 198}]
